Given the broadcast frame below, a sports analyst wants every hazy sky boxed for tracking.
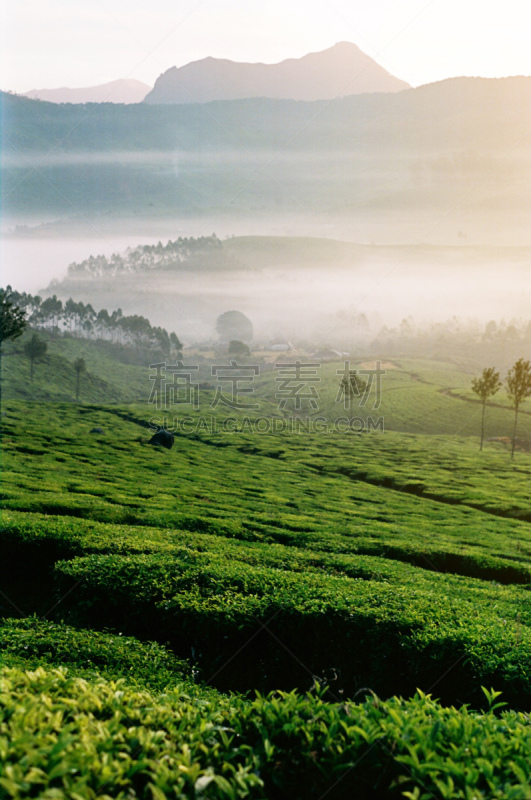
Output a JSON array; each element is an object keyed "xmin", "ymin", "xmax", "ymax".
[{"xmin": 1, "ymin": 0, "xmax": 530, "ymax": 92}]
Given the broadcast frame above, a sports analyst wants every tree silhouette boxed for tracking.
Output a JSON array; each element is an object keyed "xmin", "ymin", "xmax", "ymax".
[
  {"xmin": 23, "ymin": 334, "xmax": 47, "ymax": 381},
  {"xmin": 0, "ymin": 288, "xmax": 27, "ymax": 345},
  {"xmin": 216, "ymin": 310, "xmax": 253, "ymax": 343},
  {"xmin": 0, "ymin": 288, "xmax": 27, "ymax": 405},
  {"xmin": 228, "ymin": 340, "xmax": 250, "ymax": 357},
  {"xmin": 506, "ymin": 358, "xmax": 531, "ymax": 459},
  {"xmin": 169, "ymin": 332, "xmax": 183, "ymax": 356},
  {"xmin": 39, "ymin": 295, "xmax": 62, "ymax": 334},
  {"xmin": 74, "ymin": 357, "xmax": 86, "ymax": 400},
  {"xmin": 471, "ymin": 367, "xmax": 501, "ymax": 451}
]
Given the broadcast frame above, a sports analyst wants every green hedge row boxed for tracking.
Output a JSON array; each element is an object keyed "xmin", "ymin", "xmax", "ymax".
[
  {"xmin": 3, "ymin": 665, "xmax": 531, "ymax": 800},
  {"xmin": 0, "ymin": 617, "xmax": 195, "ymax": 695},
  {"xmin": 332, "ymin": 463, "xmax": 531, "ymax": 523},
  {"xmin": 53, "ymin": 550, "xmax": 531, "ymax": 707},
  {"xmin": 2, "ymin": 509, "xmax": 529, "ymax": 588}
]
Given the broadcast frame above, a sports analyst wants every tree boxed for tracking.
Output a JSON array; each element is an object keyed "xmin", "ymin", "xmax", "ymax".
[
  {"xmin": 0, "ymin": 288, "xmax": 26, "ymax": 344},
  {"xmin": 228, "ymin": 340, "xmax": 250, "ymax": 357},
  {"xmin": 39, "ymin": 295, "xmax": 62, "ymax": 334},
  {"xmin": 74, "ymin": 357, "xmax": 86, "ymax": 401},
  {"xmin": 0, "ymin": 288, "xmax": 27, "ymax": 405},
  {"xmin": 506, "ymin": 358, "xmax": 531, "ymax": 459},
  {"xmin": 169, "ymin": 332, "xmax": 183, "ymax": 356},
  {"xmin": 23, "ymin": 334, "xmax": 47, "ymax": 381},
  {"xmin": 216, "ymin": 310, "xmax": 253, "ymax": 344},
  {"xmin": 471, "ymin": 367, "xmax": 501, "ymax": 451}
]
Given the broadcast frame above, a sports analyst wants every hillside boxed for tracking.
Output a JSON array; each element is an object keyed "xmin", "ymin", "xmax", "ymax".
[
  {"xmin": 144, "ymin": 42, "xmax": 409, "ymax": 104},
  {"xmin": 2, "ymin": 396, "xmax": 531, "ymax": 699},
  {"xmin": 1, "ymin": 328, "xmax": 152, "ymax": 403},
  {"xmin": 3, "ymin": 325, "xmax": 530, "ymax": 443},
  {"xmin": 22, "ymin": 78, "xmax": 151, "ymax": 104},
  {"xmin": 3, "ymin": 77, "xmax": 529, "ymax": 242},
  {"xmin": 4, "ymin": 77, "xmax": 529, "ymax": 155},
  {"xmin": 3, "ymin": 349, "xmax": 531, "ymax": 796}
]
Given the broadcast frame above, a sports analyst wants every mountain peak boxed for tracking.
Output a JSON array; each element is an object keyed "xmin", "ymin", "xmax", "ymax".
[{"xmin": 144, "ymin": 43, "xmax": 409, "ymax": 104}]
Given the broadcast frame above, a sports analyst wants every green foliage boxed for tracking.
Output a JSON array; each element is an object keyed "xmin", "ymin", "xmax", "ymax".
[
  {"xmin": 74, "ymin": 357, "xmax": 86, "ymax": 374},
  {"xmin": 4, "ymin": 666, "xmax": 531, "ymax": 799},
  {"xmin": 0, "ymin": 617, "xmax": 193, "ymax": 694},
  {"xmin": 228, "ymin": 340, "xmax": 251, "ymax": 357},
  {"xmin": 338, "ymin": 366, "xmax": 367, "ymax": 413},
  {"xmin": 9, "ymin": 288, "xmax": 181, "ymax": 363},
  {"xmin": 253, "ymin": 357, "xmax": 530, "ymax": 441},
  {"xmin": 472, "ymin": 367, "xmax": 502, "ymax": 404},
  {"xmin": 51, "ymin": 547, "xmax": 531, "ymax": 705},
  {"xmin": 74, "ymin": 357, "xmax": 86, "ymax": 400},
  {"xmin": 0, "ymin": 333, "xmax": 151, "ymax": 402},
  {"xmin": 22, "ymin": 333, "xmax": 47, "ymax": 381},
  {"xmin": 507, "ymin": 359, "xmax": 531, "ymax": 411},
  {"xmin": 0, "ymin": 288, "xmax": 26, "ymax": 345},
  {"xmin": 1, "ymin": 380, "xmax": 531, "ymax": 794},
  {"xmin": 506, "ymin": 358, "xmax": 531, "ymax": 458},
  {"xmin": 472, "ymin": 366, "xmax": 502, "ymax": 449}
]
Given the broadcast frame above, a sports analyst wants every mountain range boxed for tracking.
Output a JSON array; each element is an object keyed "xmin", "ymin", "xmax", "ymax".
[
  {"xmin": 3, "ymin": 75, "xmax": 530, "ymax": 245},
  {"xmin": 5, "ymin": 76, "xmax": 529, "ymax": 154},
  {"xmin": 143, "ymin": 42, "xmax": 409, "ymax": 104},
  {"xmin": 22, "ymin": 79, "xmax": 151, "ymax": 105},
  {"xmin": 19, "ymin": 43, "xmax": 408, "ymax": 106}
]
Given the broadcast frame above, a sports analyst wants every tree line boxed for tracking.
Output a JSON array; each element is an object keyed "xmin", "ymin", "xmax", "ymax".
[
  {"xmin": 370, "ymin": 317, "xmax": 531, "ymax": 364},
  {"xmin": 1, "ymin": 287, "xmax": 184, "ymax": 402},
  {"xmin": 3, "ymin": 287, "xmax": 182, "ymax": 358},
  {"xmin": 65, "ymin": 235, "xmax": 237, "ymax": 278}
]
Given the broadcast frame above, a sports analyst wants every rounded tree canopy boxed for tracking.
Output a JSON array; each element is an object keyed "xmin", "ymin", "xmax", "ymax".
[
  {"xmin": 216, "ymin": 310, "xmax": 253, "ymax": 343},
  {"xmin": 228, "ymin": 340, "xmax": 251, "ymax": 357}
]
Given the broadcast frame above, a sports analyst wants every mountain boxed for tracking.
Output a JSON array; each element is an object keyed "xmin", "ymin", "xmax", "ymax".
[
  {"xmin": 4, "ymin": 78, "xmax": 528, "ymax": 154},
  {"xmin": 143, "ymin": 42, "xmax": 409, "ymax": 104},
  {"xmin": 2, "ymin": 77, "xmax": 530, "ymax": 245},
  {"xmin": 22, "ymin": 79, "xmax": 151, "ymax": 104}
]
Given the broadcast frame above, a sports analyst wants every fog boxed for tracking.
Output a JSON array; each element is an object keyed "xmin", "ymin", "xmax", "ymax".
[
  {"xmin": 6, "ymin": 233, "xmax": 528, "ymax": 346},
  {"xmin": 0, "ymin": 237, "xmax": 164, "ymax": 292}
]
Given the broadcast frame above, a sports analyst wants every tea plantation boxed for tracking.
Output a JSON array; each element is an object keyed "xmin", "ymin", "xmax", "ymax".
[{"xmin": 2, "ymin": 357, "xmax": 531, "ymax": 798}]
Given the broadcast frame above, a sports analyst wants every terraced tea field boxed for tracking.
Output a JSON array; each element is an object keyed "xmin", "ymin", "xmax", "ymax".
[{"xmin": 2, "ymin": 360, "xmax": 531, "ymax": 798}]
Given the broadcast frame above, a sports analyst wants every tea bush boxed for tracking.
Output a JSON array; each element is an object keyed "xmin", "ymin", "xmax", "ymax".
[{"xmin": 3, "ymin": 666, "xmax": 531, "ymax": 800}]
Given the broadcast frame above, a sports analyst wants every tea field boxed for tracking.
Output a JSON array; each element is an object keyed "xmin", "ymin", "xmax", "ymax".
[{"xmin": 2, "ymin": 356, "xmax": 531, "ymax": 798}]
